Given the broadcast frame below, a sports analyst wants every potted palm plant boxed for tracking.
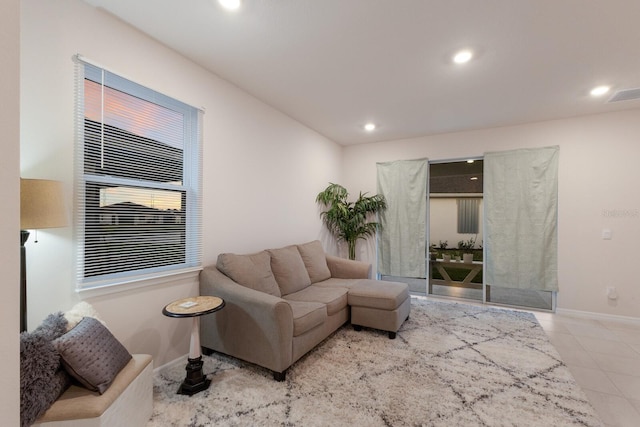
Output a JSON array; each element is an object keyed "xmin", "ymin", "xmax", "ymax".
[{"xmin": 316, "ymin": 183, "xmax": 387, "ymax": 260}]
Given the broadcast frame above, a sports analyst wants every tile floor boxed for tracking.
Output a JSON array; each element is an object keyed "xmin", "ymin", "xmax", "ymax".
[
  {"xmin": 417, "ymin": 295, "xmax": 640, "ymax": 426},
  {"xmin": 156, "ymin": 296, "xmax": 634, "ymax": 426},
  {"xmin": 532, "ymin": 311, "xmax": 640, "ymax": 427}
]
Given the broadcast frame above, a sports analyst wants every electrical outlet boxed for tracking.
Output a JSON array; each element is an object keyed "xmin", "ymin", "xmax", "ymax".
[{"xmin": 606, "ymin": 286, "xmax": 618, "ymax": 300}]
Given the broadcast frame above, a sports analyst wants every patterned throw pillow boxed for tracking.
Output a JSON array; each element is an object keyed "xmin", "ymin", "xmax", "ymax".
[{"xmin": 54, "ymin": 317, "xmax": 132, "ymax": 394}]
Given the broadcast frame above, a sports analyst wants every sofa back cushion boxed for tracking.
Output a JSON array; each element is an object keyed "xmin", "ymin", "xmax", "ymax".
[
  {"xmin": 217, "ymin": 251, "xmax": 281, "ymax": 297},
  {"xmin": 268, "ymin": 245, "xmax": 311, "ymax": 296},
  {"xmin": 297, "ymin": 240, "xmax": 331, "ymax": 283}
]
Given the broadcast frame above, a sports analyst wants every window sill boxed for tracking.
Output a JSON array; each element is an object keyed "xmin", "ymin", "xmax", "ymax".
[{"xmin": 76, "ymin": 267, "xmax": 202, "ymax": 298}]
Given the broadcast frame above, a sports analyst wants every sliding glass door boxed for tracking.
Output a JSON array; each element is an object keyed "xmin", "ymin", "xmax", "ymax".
[
  {"xmin": 377, "ymin": 155, "xmax": 556, "ymax": 312},
  {"xmin": 428, "ymin": 159, "xmax": 484, "ymax": 301}
]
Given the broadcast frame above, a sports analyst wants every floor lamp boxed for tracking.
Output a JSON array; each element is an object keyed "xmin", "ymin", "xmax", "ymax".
[{"xmin": 20, "ymin": 178, "xmax": 68, "ymax": 332}]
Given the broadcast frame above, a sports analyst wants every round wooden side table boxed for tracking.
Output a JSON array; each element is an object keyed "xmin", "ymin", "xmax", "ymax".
[{"xmin": 162, "ymin": 296, "xmax": 225, "ymax": 396}]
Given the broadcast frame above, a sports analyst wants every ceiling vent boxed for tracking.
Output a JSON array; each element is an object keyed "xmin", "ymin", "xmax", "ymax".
[{"xmin": 608, "ymin": 88, "xmax": 640, "ymax": 103}]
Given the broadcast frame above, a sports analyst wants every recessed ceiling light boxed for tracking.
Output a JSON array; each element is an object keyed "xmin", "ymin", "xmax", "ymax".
[
  {"xmin": 364, "ymin": 123, "xmax": 376, "ymax": 132},
  {"xmin": 466, "ymin": 159, "xmax": 474, "ymax": 164},
  {"xmin": 219, "ymin": 0, "xmax": 241, "ymax": 10},
  {"xmin": 453, "ymin": 50, "xmax": 473, "ymax": 64},
  {"xmin": 590, "ymin": 85, "xmax": 611, "ymax": 97},
  {"xmin": 470, "ymin": 177, "xmax": 478, "ymax": 181}
]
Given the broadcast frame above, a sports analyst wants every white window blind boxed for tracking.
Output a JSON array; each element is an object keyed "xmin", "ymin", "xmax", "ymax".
[{"xmin": 74, "ymin": 57, "xmax": 202, "ymax": 289}]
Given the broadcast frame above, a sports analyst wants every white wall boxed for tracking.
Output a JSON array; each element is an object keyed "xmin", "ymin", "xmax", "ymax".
[
  {"xmin": 0, "ymin": 0, "xmax": 21, "ymax": 423},
  {"xmin": 20, "ymin": 0, "xmax": 342, "ymax": 366},
  {"xmin": 343, "ymin": 109, "xmax": 640, "ymax": 318}
]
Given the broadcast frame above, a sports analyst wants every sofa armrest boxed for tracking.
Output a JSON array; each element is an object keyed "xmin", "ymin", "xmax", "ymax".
[
  {"xmin": 199, "ymin": 266, "xmax": 294, "ymax": 374},
  {"xmin": 325, "ymin": 255, "xmax": 371, "ymax": 279}
]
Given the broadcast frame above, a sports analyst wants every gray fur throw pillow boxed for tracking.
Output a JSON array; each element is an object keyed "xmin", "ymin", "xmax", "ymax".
[{"xmin": 20, "ymin": 312, "xmax": 71, "ymax": 427}]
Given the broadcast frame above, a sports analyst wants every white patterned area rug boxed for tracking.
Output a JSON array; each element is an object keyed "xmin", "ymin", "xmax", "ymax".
[{"xmin": 149, "ymin": 298, "xmax": 603, "ymax": 426}]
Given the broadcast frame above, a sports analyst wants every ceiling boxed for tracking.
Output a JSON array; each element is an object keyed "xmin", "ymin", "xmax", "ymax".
[{"xmin": 83, "ymin": 0, "xmax": 640, "ymax": 145}]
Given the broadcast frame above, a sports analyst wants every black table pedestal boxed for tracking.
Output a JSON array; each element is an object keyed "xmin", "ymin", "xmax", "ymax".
[{"xmin": 177, "ymin": 356, "xmax": 211, "ymax": 396}]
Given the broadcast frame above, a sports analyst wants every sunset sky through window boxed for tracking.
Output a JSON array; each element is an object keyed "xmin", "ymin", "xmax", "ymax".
[{"xmin": 85, "ymin": 79, "xmax": 183, "ymax": 211}]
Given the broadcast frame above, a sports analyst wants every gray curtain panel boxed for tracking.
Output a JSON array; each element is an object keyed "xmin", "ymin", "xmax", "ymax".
[
  {"xmin": 376, "ymin": 159, "xmax": 428, "ymax": 277},
  {"xmin": 484, "ymin": 146, "xmax": 559, "ymax": 292}
]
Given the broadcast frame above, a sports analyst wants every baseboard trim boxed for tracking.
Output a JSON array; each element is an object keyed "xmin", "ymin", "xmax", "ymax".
[
  {"xmin": 153, "ymin": 354, "xmax": 188, "ymax": 374},
  {"xmin": 555, "ymin": 307, "xmax": 640, "ymax": 325}
]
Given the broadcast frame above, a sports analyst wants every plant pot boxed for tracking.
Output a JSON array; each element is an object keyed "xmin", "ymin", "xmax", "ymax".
[
  {"xmin": 463, "ymin": 253, "xmax": 474, "ymax": 263},
  {"xmin": 443, "ymin": 254, "xmax": 451, "ymax": 262},
  {"xmin": 454, "ymin": 256, "xmax": 461, "ymax": 262}
]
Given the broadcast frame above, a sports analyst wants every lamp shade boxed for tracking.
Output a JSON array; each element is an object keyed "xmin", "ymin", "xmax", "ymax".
[{"xmin": 20, "ymin": 178, "xmax": 68, "ymax": 229}]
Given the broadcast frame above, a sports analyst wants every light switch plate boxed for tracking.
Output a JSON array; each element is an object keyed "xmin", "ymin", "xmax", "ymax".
[{"xmin": 602, "ymin": 229, "xmax": 612, "ymax": 240}]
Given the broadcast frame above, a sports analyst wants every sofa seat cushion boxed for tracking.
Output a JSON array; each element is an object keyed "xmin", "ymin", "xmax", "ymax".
[
  {"xmin": 312, "ymin": 277, "xmax": 364, "ymax": 290},
  {"xmin": 268, "ymin": 245, "xmax": 311, "ymax": 295},
  {"xmin": 296, "ymin": 240, "xmax": 331, "ymax": 283},
  {"xmin": 286, "ymin": 301, "xmax": 327, "ymax": 337},
  {"xmin": 217, "ymin": 251, "xmax": 281, "ymax": 297},
  {"xmin": 284, "ymin": 285, "xmax": 349, "ymax": 316}
]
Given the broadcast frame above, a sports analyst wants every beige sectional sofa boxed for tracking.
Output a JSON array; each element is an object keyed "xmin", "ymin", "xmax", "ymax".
[{"xmin": 199, "ymin": 240, "xmax": 410, "ymax": 381}]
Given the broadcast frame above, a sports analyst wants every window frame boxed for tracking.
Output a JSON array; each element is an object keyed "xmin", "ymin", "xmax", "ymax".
[{"xmin": 73, "ymin": 57, "xmax": 202, "ymax": 292}]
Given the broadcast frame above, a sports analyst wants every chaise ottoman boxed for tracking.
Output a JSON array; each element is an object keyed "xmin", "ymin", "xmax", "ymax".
[{"xmin": 348, "ymin": 280, "xmax": 411, "ymax": 339}]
